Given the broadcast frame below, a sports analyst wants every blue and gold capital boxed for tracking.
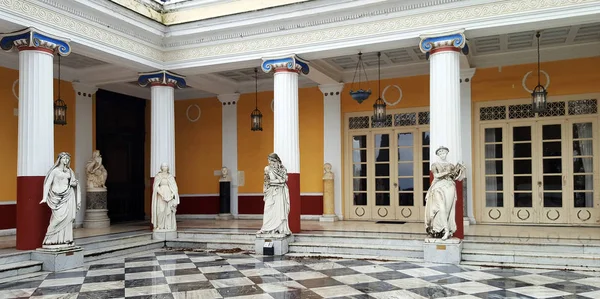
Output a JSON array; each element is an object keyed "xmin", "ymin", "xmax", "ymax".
[
  {"xmin": 261, "ymin": 54, "xmax": 309, "ymax": 75},
  {"xmin": 0, "ymin": 27, "xmax": 71, "ymax": 56},
  {"xmin": 138, "ymin": 70, "xmax": 187, "ymax": 88},
  {"xmin": 419, "ymin": 29, "xmax": 469, "ymax": 58}
]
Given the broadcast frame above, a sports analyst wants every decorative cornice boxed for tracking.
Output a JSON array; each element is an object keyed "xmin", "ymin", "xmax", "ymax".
[
  {"xmin": 261, "ymin": 55, "xmax": 309, "ymax": 75},
  {"xmin": 460, "ymin": 68, "xmax": 476, "ymax": 82},
  {"xmin": 138, "ymin": 70, "xmax": 186, "ymax": 88},
  {"xmin": 419, "ymin": 29, "xmax": 468, "ymax": 56},
  {"xmin": 217, "ymin": 93, "xmax": 240, "ymax": 105},
  {"xmin": 71, "ymin": 81, "xmax": 98, "ymax": 97},
  {"xmin": 318, "ymin": 83, "xmax": 344, "ymax": 96},
  {"xmin": 0, "ymin": 27, "xmax": 71, "ymax": 55}
]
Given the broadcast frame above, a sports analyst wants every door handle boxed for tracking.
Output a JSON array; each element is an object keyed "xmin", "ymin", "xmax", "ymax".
[{"xmin": 393, "ymin": 182, "xmax": 398, "ymax": 187}]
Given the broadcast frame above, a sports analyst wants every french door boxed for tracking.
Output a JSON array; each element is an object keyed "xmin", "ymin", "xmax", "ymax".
[
  {"xmin": 481, "ymin": 118, "xmax": 598, "ymax": 224},
  {"xmin": 348, "ymin": 128, "xmax": 429, "ymax": 221}
]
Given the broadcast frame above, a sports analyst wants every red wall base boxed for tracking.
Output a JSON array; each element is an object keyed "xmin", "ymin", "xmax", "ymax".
[
  {"xmin": 0, "ymin": 203, "xmax": 16, "ymax": 230},
  {"xmin": 287, "ymin": 173, "xmax": 301, "ymax": 233},
  {"xmin": 17, "ymin": 176, "xmax": 51, "ymax": 250}
]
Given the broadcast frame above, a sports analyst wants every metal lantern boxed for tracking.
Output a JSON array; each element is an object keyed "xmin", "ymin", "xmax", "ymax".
[
  {"xmin": 54, "ymin": 98, "xmax": 67, "ymax": 125},
  {"xmin": 372, "ymin": 52, "xmax": 387, "ymax": 123},
  {"xmin": 349, "ymin": 52, "xmax": 371, "ymax": 104},
  {"xmin": 531, "ymin": 31, "xmax": 547, "ymax": 114},
  {"xmin": 54, "ymin": 55, "xmax": 67, "ymax": 125},
  {"xmin": 250, "ymin": 68, "xmax": 263, "ymax": 131}
]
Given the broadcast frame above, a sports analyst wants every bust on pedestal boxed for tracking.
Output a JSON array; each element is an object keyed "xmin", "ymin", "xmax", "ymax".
[
  {"xmin": 83, "ymin": 150, "xmax": 110, "ymax": 228},
  {"xmin": 255, "ymin": 153, "xmax": 293, "ymax": 255},
  {"xmin": 423, "ymin": 146, "xmax": 466, "ymax": 264},
  {"xmin": 152, "ymin": 163, "xmax": 180, "ymax": 240},
  {"xmin": 320, "ymin": 163, "xmax": 337, "ymax": 222},
  {"xmin": 217, "ymin": 166, "xmax": 234, "ymax": 220},
  {"xmin": 33, "ymin": 152, "xmax": 84, "ymax": 271}
]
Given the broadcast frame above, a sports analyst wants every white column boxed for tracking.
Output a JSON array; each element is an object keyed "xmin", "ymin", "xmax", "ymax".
[
  {"xmin": 17, "ymin": 49, "xmax": 55, "ymax": 177},
  {"xmin": 319, "ymin": 83, "xmax": 344, "ymax": 220},
  {"xmin": 460, "ymin": 68, "xmax": 476, "ymax": 225},
  {"xmin": 218, "ymin": 93, "xmax": 239, "ymax": 216},
  {"xmin": 73, "ymin": 82, "xmax": 98, "ymax": 227},
  {"xmin": 150, "ymin": 85, "xmax": 176, "ymax": 177}
]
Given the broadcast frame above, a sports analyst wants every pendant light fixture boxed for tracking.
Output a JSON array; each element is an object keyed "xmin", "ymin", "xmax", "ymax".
[
  {"xmin": 250, "ymin": 68, "xmax": 263, "ymax": 131},
  {"xmin": 531, "ymin": 31, "xmax": 547, "ymax": 114},
  {"xmin": 54, "ymin": 55, "xmax": 67, "ymax": 125},
  {"xmin": 349, "ymin": 52, "xmax": 371, "ymax": 104},
  {"xmin": 372, "ymin": 52, "xmax": 386, "ymax": 123}
]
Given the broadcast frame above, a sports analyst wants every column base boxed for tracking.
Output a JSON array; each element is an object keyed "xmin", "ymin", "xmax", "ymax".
[
  {"xmin": 216, "ymin": 213, "xmax": 234, "ymax": 220},
  {"xmin": 319, "ymin": 215, "xmax": 338, "ymax": 222},
  {"xmin": 423, "ymin": 238, "xmax": 462, "ymax": 265},
  {"xmin": 153, "ymin": 230, "xmax": 177, "ymax": 240},
  {"xmin": 83, "ymin": 209, "xmax": 111, "ymax": 229},
  {"xmin": 255, "ymin": 234, "xmax": 294, "ymax": 256},
  {"xmin": 32, "ymin": 246, "xmax": 83, "ymax": 272}
]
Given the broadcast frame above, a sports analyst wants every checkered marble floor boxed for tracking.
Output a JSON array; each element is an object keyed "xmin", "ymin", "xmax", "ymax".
[{"xmin": 1, "ymin": 249, "xmax": 600, "ymax": 299}]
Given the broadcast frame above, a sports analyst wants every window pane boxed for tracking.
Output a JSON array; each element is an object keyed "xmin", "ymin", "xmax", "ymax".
[
  {"xmin": 353, "ymin": 164, "xmax": 367, "ymax": 177},
  {"xmin": 514, "ymin": 160, "xmax": 531, "ymax": 174},
  {"xmin": 397, "ymin": 133, "xmax": 413, "ymax": 146},
  {"xmin": 375, "ymin": 134, "xmax": 390, "ymax": 148},
  {"xmin": 543, "ymin": 141, "xmax": 561, "ymax": 157},
  {"xmin": 352, "ymin": 135, "xmax": 367, "ymax": 148},
  {"xmin": 543, "ymin": 193, "xmax": 562, "ymax": 207},
  {"xmin": 398, "ymin": 163, "xmax": 413, "ymax": 177},
  {"xmin": 542, "ymin": 124, "xmax": 561, "ymax": 140},
  {"xmin": 486, "ymin": 192, "xmax": 504, "ymax": 207},
  {"xmin": 353, "ymin": 193, "xmax": 367, "ymax": 205},
  {"xmin": 543, "ymin": 176, "xmax": 562, "ymax": 190},
  {"xmin": 485, "ymin": 177, "xmax": 503, "ymax": 191},
  {"xmin": 422, "ymin": 163, "xmax": 430, "ymax": 176},
  {"xmin": 513, "ymin": 143, "xmax": 532, "ymax": 158},
  {"xmin": 514, "ymin": 193, "xmax": 532, "ymax": 207},
  {"xmin": 375, "ymin": 164, "xmax": 389, "ymax": 176},
  {"xmin": 573, "ymin": 123, "xmax": 593, "ymax": 139},
  {"xmin": 573, "ymin": 140, "xmax": 593, "ymax": 156},
  {"xmin": 399, "ymin": 193, "xmax": 414, "ymax": 206},
  {"xmin": 353, "ymin": 178, "xmax": 367, "ymax": 191},
  {"xmin": 485, "ymin": 144, "xmax": 503, "ymax": 158},
  {"xmin": 423, "ymin": 177, "xmax": 431, "ymax": 190},
  {"xmin": 574, "ymin": 158, "xmax": 594, "ymax": 173},
  {"xmin": 399, "ymin": 178, "xmax": 414, "ymax": 191},
  {"xmin": 375, "ymin": 148, "xmax": 390, "ymax": 162},
  {"xmin": 574, "ymin": 192, "xmax": 593, "ymax": 208},
  {"xmin": 398, "ymin": 148, "xmax": 414, "ymax": 161},
  {"xmin": 513, "ymin": 126, "xmax": 531, "ymax": 142},
  {"xmin": 353, "ymin": 150, "xmax": 367, "ymax": 163},
  {"xmin": 514, "ymin": 176, "xmax": 532, "ymax": 191},
  {"xmin": 422, "ymin": 132, "xmax": 430, "ymax": 146},
  {"xmin": 543, "ymin": 159, "xmax": 562, "ymax": 174},
  {"xmin": 422, "ymin": 147, "xmax": 430, "ymax": 161},
  {"xmin": 574, "ymin": 175, "xmax": 594, "ymax": 191},
  {"xmin": 375, "ymin": 178, "xmax": 390, "ymax": 191},
  {"xmin": 485, "ymin": 128, "xmax": 503, "ymax": 142},
  {"xmin": 375, "ymin": 193, "xmax": 390, "ymax": 206},
  {"xmin": 486, "ymin": 161, "xmax": 503, "ymax": 175}
]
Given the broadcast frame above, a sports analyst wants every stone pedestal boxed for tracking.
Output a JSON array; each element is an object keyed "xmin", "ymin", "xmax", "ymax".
[
  {"xmin": 255, "ymin": 234, "xmax": 294, "ymax": 256},
  {"xmin": 423, "ymin": 238, "xmax": 462, "ymax": 265},
  {"xmin": 217, "ymin": 181, "xmax": 233, "ymax": 220},
  {"xmin": 320, "ymin": 178, "xmax": 337, "ymax": 222},
  {"xmin": 83, "ymin": 189, "xmax": 110, "ymax": 228},
  {"xmin": 32, "ymin": 246, "xmax": 83, "ymax": 272},
  {"xmin": 153, "ymin": 230, "xmax": 177, "ymax": 240}
]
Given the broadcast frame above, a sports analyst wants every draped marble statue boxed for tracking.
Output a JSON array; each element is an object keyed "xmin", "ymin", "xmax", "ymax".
[
  {"xmin": 85, "ymin": 150, "xmax": 107, "ymax": 190},
  {"xmin": 257, "ymin": 153, "xmax": 291, "ymax": 236},
  {"xmin": 40, "ymin": 152, "xmax": 82, "ymax": 249},
  {"xmin": 424, "ymin": 146, "xmax": 466, "ymax": 240},
  {"xmin": 151, "ymin": 163, "xmax": 180, "ymax": 231}
]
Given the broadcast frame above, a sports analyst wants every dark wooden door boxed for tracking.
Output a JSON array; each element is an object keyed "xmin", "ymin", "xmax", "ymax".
[{"xmin": 96, "ymin": 89, "xmax": 146, "ymax": 223}]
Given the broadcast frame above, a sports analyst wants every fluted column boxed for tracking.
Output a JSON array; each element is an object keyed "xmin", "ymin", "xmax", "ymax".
[
  {"xmin": 73, "ymin": 82, "xmax": 98, "ymax": 227},
  {"xmin": 218, "ymin": 93, "xmax": 240, "ymax": 218},
  {"xmin": 138, "ymin": 70, "xmax": 186, "ymax": 178},
  {"xmin": 460, "ymin": 68, "xmax": 476, "ymax": 226},
  {"xmin": 262, "ymin": 55, "xmax": 309, "ymax": 233},
  {"xmin": 420, "ymin": 29, "xmax": 468, "ymax": 239},
  {"xmin": 319, "ymin": 83, "xmax": 344, "ymax": 221},
  {"xmin": 0, "ymin": 27, "xmax": 71, "ymax": 250}
]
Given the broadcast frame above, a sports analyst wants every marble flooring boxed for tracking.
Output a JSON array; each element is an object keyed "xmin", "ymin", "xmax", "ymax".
[{"xmin": 2, "ymin": 248, "xmax": 600, "ymax": 299}]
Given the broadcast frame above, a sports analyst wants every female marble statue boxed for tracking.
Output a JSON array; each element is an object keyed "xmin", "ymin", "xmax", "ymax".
[
  {"xmin": 257, "ymin": 153, "xmax": 291, "ymax": 235},
  {"xmin": 85, "ymin": 150, "xmax": 107, "ymax": 190},
  {"xmin": 424, "ymin": 146, "xmax": 466, "ymax": 240},
  {"xmin": 39, "ymin": 152, "xmax": 81, "ymax": 249},
  {"xmin": 151, "ymin": 163, "xmax": 180, "ymax": 231},
  {"xmin": 323, "ymin": 163, "xmax": 333, "ymax": 180}
]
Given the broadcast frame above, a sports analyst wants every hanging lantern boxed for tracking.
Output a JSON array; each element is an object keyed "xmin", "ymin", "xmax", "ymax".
[
  {"xmin": 349, "ymin": 52, "xmax": 371, "ymax": 104},
  {"xmin": 54, "ymin": 55, "xmax": 67, "ymax": 125},
  {"xmin": 251, "ymin": 68, "xmax": 263, "ymax": 131},
  {"xmin": 54, "ymin": 98, "xmax": 67, "ymax": 125},
  {"xmin": 372, "ymin": 52, "xmax": 387, "ymax": 123},
  {"xmin": 531, "ymin": 31, "xmax": 547, "ymax": 114}
]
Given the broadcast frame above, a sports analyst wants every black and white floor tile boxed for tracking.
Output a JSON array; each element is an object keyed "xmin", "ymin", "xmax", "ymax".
[{"xmin": 1, "ymin": 249, "xmax": 600, "ymax": 298}]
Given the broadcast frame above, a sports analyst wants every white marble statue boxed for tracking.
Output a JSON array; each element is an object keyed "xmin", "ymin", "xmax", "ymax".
[
  {"xmin": 220, "ymin": 166, "xmax": 231, "ymax": 182},
  {"xmin": 151, "ymin": 163, "xmax": 180, "ymax": 231},
  {"xmin": 40, "ymin": 152, "xmax": 82, "ymax": 249},
  {"xmin": 85, "ymin": 150, "xmax": 107, "ymax": 190},
  {"xmin": 257, "ymin": 153, "xmax": 291, "ymax": 236},
  {"xmin": 323, "ymin": 163, "xmax": 333, "ymax": 180},
  {"xmin": 424, "ymin": 146, "xmax": 466, "ymax": 240}
]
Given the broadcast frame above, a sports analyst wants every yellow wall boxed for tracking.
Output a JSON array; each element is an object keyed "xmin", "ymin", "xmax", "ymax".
[{"xmin": 0, "ymin": 66, "xmax": 77, "ymax": 202}]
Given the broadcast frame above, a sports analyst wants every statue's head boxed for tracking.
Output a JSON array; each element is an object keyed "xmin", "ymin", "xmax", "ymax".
[
  {"xmin": 324, "ymin": 163, "xmax": 332, "ymax": 172},
  {"xmin": 267, "ymin": 153, "xmax": 281, "ymax": 167},
  {"xmin": 221, "ymin": 167, "xmax": 228, "ymax": 176},
  {"xmin": 435, "ymin": 146, "xmax": 449, "ymax": 160},
  {"xmin": 160, "ymin": 162, "xmax": 169, "ymax": 173},
  {"xmin": 93, "ymin": 150, "xmax": 102, "ymax": 163},
  {"xmin": 57, "ymin": 152, "xmax": 71, "ymax": 167}
]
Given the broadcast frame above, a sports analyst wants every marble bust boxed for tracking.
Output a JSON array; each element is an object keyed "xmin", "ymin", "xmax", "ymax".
[
  {"xmin": 40, "ymin": 152, "xmax": 81, "ymax": 249},
  {"xmin": 424, "ymin": 146, "xmax": 466, "ymax": 240},
  {"xmin": 85, "ymin": 150, "xmax": 107, "ymax": 190},
  {"xmin": 257, "ymin": 153, "xmax": 291, "ymax": 236},
  {"xmin": 152, "ymin": 163, "xmax": 180, "ymax": 231},
  {"xmin": 220, "ymin": 166, "xmax": 231, "ymax": 182},
  {"xmin": 323, "ymin": 163, "xmax": 333, "ymax": 180}
]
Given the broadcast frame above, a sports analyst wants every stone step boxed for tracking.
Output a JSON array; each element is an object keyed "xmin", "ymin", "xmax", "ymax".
[
  {"xmin": 289, "ymin": 242, "xmax": 423, "ymax": 259},
  {"xmin": 77, "ymin": 231, "xmax": 153, "ymax": 251},
  {"xmin": 177, "ymin": 230, "xmax": 256, "ymax": 242},
  {"xmin": 294, "ymin": 234, "xmax": 424, "ymax": 247},
  {"xmin": 285, "ymin": 252, "xmax": 423, "ymax": 263},
  {"xmin": 166, "ymin": 239, "xmax": 255, "ymax": 251},
  {"xmin": 0, "ymin": 252, "xmax": 31, "ymax": 265},
  {"xmin": 83, "ymin": 240, "xmax": 164, "ymax": 262},
  {"xmin": 462, "ymin": 249, "xmax": 600, "ymax": 269},
  {"xmin": 0, "ymin": 260, "xmax": 43, "ymax": 279},
  {"xmin": 463, "ymin": 240, "xmax": 600, "ymax": 254}
]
